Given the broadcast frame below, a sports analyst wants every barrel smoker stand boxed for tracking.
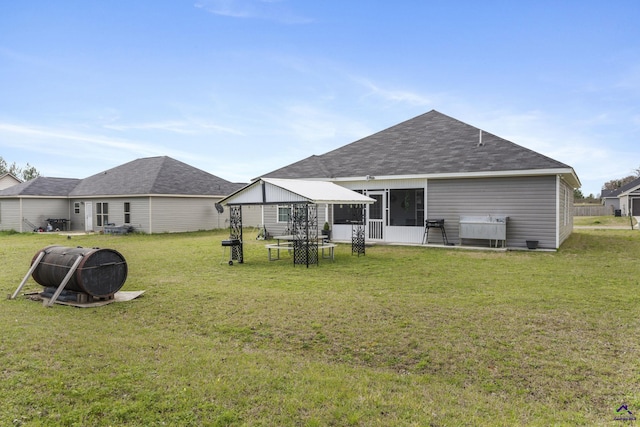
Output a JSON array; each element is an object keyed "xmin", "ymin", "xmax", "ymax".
[{"xmin": 10, "ymin": 251, "xmax": 85, "ymax": 307}]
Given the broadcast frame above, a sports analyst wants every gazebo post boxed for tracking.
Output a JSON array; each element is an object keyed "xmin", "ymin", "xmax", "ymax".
[
  {"xmin": 292, "ymin": 203, "xmax": 318, "ymax": 267},
  {"xmin": 352, "ymin": 204, "xmax": 366, "ymax": 256},
  {"xmin": 229, "ymin": 205, "xmax": 244, "ymax": 264}
]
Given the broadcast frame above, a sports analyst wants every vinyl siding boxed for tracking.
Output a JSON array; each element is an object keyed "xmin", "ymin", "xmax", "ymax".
[
  {"xmin": 150, "ymin": 196, "xmax": 226, "ymax": 233},
  {"xmin": 427, "ymin": 176, "xmax": 558, "ymax": 249},
  {"xmin": 558, "ymin": 178, "xmax": 574, "ymax": 246},
  {"xmin": 22, "ymin": 199, "xmax": 70, "ymax": 231},
  {"xmin": 69, "ymin": 197, "xmax": 151, "ymax": 232},
  {"xmin": 0, "ymin": 198, "xmax": 68, "ymax": 232},
  {"xmin": 262, "ymin": 204, "xmax": 329, "ymax": 237},
  {"xmin": 0, "ymin": 198, "xmax": 69, "ymax": 232},
  {"xmin": 0, "ymin": 199, "xmax": 20, "ymax": 231}
]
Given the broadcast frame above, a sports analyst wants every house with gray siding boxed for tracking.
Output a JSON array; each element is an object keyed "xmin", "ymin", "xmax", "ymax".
[
  {"xmin": 260, "ymin": 110, "xmax": 581, "ymax": 249},
  {"xmin": 0, "ymin": 156, "xmax": 259, "ymax": 233},
  {"xmin": 602, "ymin": 176, "xmax": 640, "ymax": 217}
]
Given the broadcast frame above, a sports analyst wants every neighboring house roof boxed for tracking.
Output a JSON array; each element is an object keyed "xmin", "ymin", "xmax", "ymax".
[
  {"xmin": 600, "ymin": 188, "xmax": 619, "ymax": 199},
  {"xmin": 262, "ymin": 110, "xmax": 580, "ymax": 187},
  {"xmin": 70, "ymin": 156, "xmax": 242, "ymax": 197},
  {"xmin": 220, "ymin": 177, "xmax": 376, "ymax": 206},
  {"xmin": 0, "ymin": 156, "xmax": 243, "ymax": 198},
  {"xmin": 600, "ymin": 177, "xmax": 640, "ymax": 199},
  {"xmin": 0, "ymin": 177, "xmax": 81, "ymax": 197},
  {"xmin": 616, "ymin": 176, "xmax": 640, "ymax": 197}
]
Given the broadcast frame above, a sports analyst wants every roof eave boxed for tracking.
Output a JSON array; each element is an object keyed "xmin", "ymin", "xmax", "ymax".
[{"xmin": 330, "ymin": 168, "xmax": 581, "ymax": 188}]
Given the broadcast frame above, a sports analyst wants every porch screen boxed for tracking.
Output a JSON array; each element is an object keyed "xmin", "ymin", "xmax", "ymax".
[
  {"xmin": 334, "ymin": 203, "xmax": 365, "ymax": 224},
  {"xmin": 389, "ymin": 189, "xmax": 424, "ymax": 226}
]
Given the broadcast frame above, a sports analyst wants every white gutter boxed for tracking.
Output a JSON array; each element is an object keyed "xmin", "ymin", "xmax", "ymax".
[{"xmin": 330, "ymin": 168, "xmax": 581, "ymax": 188}]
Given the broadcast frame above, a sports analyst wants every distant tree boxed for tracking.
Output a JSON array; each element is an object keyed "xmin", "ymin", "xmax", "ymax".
[
  {"xmin": 602, "ymin": 175, "xmax": 637, "ymax": 191},
  {"xmin": 574, "ymin": 189, "xmax": 584, "ymax": 200},
  {"xmin": 0, "ymin": 156, "xmax": 41, "ymax": 180},
  {"xmin": 574, "ymin": 189, "xmax": 599, "ymax": 204},
  {"xmin": 21, "ymin": 163, "xmax": 40, "ymax": 180}
]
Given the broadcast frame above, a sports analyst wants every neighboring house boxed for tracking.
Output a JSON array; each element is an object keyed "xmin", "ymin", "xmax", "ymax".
[
  {"xmin": 600, "ymin": 188, "xmax": 621, "ymax": 213},
  {"xmin": 0, "ymin": 172, "xmax": 22, "ymax": 190},
  {"xmin": 261, "ymin": 110, "xmax": 581, "ymax": 249},
  {"xmin": 600, "ymin": 177, "xmax": 640, "ymax": 216},
  {"xmin": 0, "ymin": 177, "xmax": 81, "ymax": 231},
  {"xmin": 0, "ymin": 156, "xmax": 259, "ymax": 233}
]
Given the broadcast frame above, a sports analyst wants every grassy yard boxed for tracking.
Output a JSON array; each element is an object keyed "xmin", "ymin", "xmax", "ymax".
[
  {"xmin": 1, "ymin": 228, "xmax": 639, "ymax": 426},
  {"xmin": 574, "ymin": 215, "xmax": 638, "ymax": 227}
]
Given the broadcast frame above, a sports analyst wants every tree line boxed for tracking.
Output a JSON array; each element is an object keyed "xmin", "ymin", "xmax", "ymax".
[
  {"xmin": 575, "ymin": 165, "xmax": 640, "ymax": 202},
  {"xmin": 0, "ymin": 156, "xmax": 41, "ymax": 181}
]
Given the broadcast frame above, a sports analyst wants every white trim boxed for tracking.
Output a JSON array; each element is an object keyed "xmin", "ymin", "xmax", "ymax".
[
  {"xmin": 330, "ymin": 168, "xmax": 581, "ymax": 188},
  {"xmin": 556, "ymin": 176, "xmax": 560, "ymax": 249},
  {"xmin": 617, "ymin": 184, "xmax": 640, "ymax": 197}
]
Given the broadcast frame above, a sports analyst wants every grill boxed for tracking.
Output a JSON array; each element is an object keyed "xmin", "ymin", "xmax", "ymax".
[
  {"xmin": 422, "ymin": 219, "xmax": 448, "ymax": 245},
  {"xmin": 221, "ymin": 239, "xmax": 242, "ymax": 265}
]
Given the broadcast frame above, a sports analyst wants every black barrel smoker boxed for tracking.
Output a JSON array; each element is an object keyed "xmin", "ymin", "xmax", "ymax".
[{"xmin": 31, "ymin": 245, "xmax": 128, "ymax": 299}]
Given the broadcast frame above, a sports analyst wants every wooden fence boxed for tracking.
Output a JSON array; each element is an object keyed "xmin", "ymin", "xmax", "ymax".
[{"xmin": 573, "ymin": 204, "xmax": 613, "ymax": 216}]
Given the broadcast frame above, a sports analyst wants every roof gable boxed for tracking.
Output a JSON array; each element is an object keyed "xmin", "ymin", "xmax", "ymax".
[
  {"xmin": 220, "ymin": 177, "xmax": 375, "ymax": 205},
  {"xmin": 263, "ymin": 110, "xmax": 579, "ymax": 186},
  {"xmin": 0, "ymin": 173, "xmax": 22, "ymax": 190}
]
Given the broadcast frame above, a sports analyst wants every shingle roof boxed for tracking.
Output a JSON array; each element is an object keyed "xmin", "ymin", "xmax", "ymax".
[
  {"xmin": 0, "ymin": 156, "xmax": 243, "ymax": 198},
  {"xmin": 262, "ymin": 110, "xmax": 578, "ymax": 184},
  {"xmin": 616, "ymin": 176, "xmax": 640, "ymax": 197},
  {"xmin": 69, "ymin": 156, "xmax": 242, "ymax": 197},
  {"xmin": 0, "ymin": 177, "xmax": 81, "ymax": 196}
]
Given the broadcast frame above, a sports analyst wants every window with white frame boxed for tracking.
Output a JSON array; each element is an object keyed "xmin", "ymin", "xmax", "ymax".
[
  {"xmin": 277, "ymin": 205, "xmax": 291, "ymax": 223},
  {"xmin": 96, "ymin": 202, "xmax": 109, "ymax": 227},
  {"xmin": 74, "ymin": 202, "xmax": 80, "ymax": 214},
  {"xmin": 124, "ymin": 202, "xmax": 131, "ymax": 224}
]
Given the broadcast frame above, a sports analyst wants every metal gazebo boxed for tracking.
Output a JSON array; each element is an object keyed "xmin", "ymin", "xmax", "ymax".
[{"xmin": 218, "ymin": 178, "xmax": 375, "ymax": 267}]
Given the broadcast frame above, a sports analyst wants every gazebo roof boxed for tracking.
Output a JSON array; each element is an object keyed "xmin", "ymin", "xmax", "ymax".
[{"xmin": 219, "ymin": 177, "xmax": 375, "ymax": 206}]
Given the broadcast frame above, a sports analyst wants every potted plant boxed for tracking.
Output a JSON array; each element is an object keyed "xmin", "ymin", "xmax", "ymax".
[{"xmin": 321, "ymin": 222, "xmax": 331, "ymax": 240}]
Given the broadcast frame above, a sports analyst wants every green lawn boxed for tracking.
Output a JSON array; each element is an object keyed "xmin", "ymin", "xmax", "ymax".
[
  {"xmin": 1, "ymin": 228, "xmax": 639, "ymax": 426},
  {"xmin": 574, "ymin": 215, "xmax": 637, "ymax": 227}
]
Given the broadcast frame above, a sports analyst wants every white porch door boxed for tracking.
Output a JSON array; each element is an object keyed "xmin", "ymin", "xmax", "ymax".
[
  {"xmin": 367, "ymin": 192, "xmax": 385, "ymax": 240},
  {"xmin": 84, "ymin": 202, "xmax": 93, "ymax": 232}
]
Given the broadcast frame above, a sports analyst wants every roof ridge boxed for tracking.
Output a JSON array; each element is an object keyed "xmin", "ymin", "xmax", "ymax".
[{"xmin": 149, "ymin": 156, "xmax": 170, "ymax": 193}]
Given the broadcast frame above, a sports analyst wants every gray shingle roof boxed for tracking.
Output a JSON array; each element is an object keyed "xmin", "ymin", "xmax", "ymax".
[
  {"xmin": 601, "ymin": 176, "xmax": 640, "ymax": 198},
  {"xmin": 69, "ymin": 156, "xmax": 241, "ymax": 197},
  {"xmin": 262, "ymin": 110, "xmax": 575, "ymax": 180},
  {"xmin": 0, "ymin": 156, "xmax": 243, "ymax": 197},
  {"xmin": 0, "ymin": 177, "xmax": 81, "ymax": 196}
]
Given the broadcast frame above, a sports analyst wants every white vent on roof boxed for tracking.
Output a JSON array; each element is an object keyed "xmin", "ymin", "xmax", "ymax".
[{"xmin": 477, "ymin": 130, "xmax": 484, "ymax": 147}]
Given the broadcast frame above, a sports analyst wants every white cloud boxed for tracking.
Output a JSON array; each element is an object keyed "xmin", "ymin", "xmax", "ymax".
[
  {"xmin": 354, "ymin": 77, "xmax": 432, "ymax": 107},
  {"xmin": 0, "ymin": 122, "xmax": 191, "ymax": 165},
  {"xmin": 103, "ymin": 119, "xmax": 244, "ymax": 136},
  {"xmin": 194, "ymin": 0, "xmax": 311, "ymax": 24}
]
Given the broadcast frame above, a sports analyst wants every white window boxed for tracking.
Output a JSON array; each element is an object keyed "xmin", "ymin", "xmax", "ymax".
[
  {"xmin": 96, "ymin": 202, "xmax": 109, "ymax": 227},
  {"xmin": 277, "ymin": 205, "xmax": 291, "ymax": 223}
]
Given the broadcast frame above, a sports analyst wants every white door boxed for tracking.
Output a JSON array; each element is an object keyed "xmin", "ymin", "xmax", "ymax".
[
  {"xmin": 84, "ymin": 202, "xmax": 93, "ymax": 232},
  {"xmin": 367, "ymin": 192, "xmax": 385, "ymax": 240}
]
